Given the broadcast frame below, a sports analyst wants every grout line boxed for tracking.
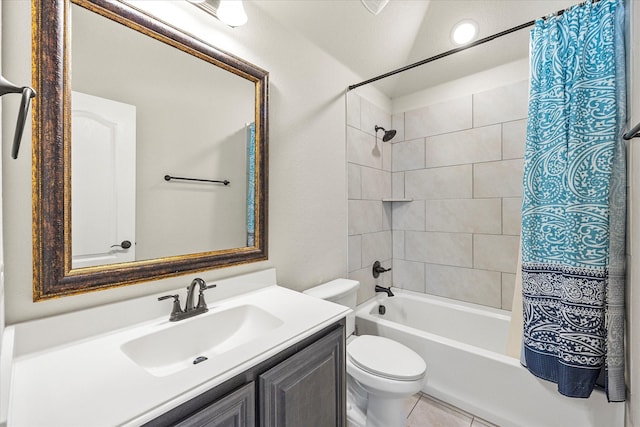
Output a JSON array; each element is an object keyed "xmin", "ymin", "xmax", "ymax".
[{"xmin": 406, "ymin": 394, "xmax": 421, "ymax": 419}]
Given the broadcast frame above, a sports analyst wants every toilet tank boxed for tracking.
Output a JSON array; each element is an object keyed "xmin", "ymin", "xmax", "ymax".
[{"xmin": 303, "ymin": 279, "xmax": 360, "ymax": 335}]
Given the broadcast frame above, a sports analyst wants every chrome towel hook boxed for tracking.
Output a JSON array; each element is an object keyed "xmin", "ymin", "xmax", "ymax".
[{"xmin": 0, "ymin": 75, "xmax": 36, "ymax": 159}]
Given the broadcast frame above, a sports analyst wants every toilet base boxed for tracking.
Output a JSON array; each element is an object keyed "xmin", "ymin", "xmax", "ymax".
[
  {"xmin": 365, "ymin": 395, "xmax": 405, "ymax": 427},
  {"xmin": 347, "ymin": 378, "xmax": 409, "ymax": 427}
]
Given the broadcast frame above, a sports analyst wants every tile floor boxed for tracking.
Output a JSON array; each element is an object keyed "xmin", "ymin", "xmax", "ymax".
[{"xmin": 405, "ymin": 393, "xmax": 498, "ymax": 427}]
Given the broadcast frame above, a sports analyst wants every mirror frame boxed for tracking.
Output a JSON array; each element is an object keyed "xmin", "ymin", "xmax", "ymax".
[{"xmin": 32, "ymin": 0, "xmax": 269, "ymax": 300}]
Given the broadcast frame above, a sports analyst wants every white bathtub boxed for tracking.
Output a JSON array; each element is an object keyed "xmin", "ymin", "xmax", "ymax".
[{"xmin": 355, "ymin": 290, "xmax": 625, "ymax": 427}]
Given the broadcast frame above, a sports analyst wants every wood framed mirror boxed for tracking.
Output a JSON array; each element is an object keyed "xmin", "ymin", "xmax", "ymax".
[{"xmin": 32, "ymin": 0, "xmax": 268, "ymax": 300}]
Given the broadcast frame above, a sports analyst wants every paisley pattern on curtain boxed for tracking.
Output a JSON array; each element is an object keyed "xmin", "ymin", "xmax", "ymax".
[{"xmin": 521, "ymin": 0, "xmax": 626, "ymax": 401}]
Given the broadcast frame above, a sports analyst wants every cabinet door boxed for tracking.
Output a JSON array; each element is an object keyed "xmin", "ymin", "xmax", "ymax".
[
  {"xmin": 259, "ymin": 327, "xmax": 345, "ymax": 427},
  {"xmin": 175, "ymin": 382, "xmax": 255, "ymax": 427}
]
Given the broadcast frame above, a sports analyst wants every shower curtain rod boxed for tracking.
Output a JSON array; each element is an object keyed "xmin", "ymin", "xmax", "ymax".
[{"xmin": 347, "ymin": 0, "xmax": 600, "ymax": 91}]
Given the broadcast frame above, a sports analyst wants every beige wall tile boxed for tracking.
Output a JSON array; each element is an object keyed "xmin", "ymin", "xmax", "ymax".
[
  {"xmin": 392, "ymin": 172, "xmax": 405, "ymax": 198},
  {"xmin": 473, "ymin": 80, "xmax": 528, "ymax": 127},
  {"xmin": 392, "ymin": 113, "xmax": 405, "ymax": 142},
  {"xmin": 392, "ymin": 138, "xmax": 426, "ymax": 172},
  {"xmin": 406, "ymin": 165, "xmax": 472, "ymax": 200},
  {"xmin": 347, "ymin": 126, "xmax": 381, "ymax": 169},
  {"xmin": 361, "ymin": 167, "xmax": 391, "ymax": 200},
  {"xmin": 474, "ymin": 159, "xmax": 524, "ymax": 198},
  {"xmin": 405, "ymin": 96, "xmax": 472, "ymax": 139},
  {"xmin": 503, "ymin": 119, "xmax": 527, "ymax": 160},
  {"xmin": 425, "ymin": 264, "xmax": 502, "ymax": 308},
  {"xmin": 473, "ymin": 234, "xmax": 520, "ymax": 273},
  {"xmin": 502, "ymin": 197, "xmax": 523, "ymax": 235},
  {"xmin": 393, "ymin": 259, "xmax": 426, "ymax": 292},
  {"xmin": 405, "ymin": 231, "xmax": 472, "ymax": 267},
  {"xmin": 346, "ymin": 92, "xmax": 361, "ymax": 129},
  {"xmin": 348, "ymin": 163, "xmax": 361, "ymax": 200},
  {"xmin": 383, "ymin": 140, "xmax": 392, "ymax": 171},
  {"xmin": 362, "ymin": 231, "xmax": 393, "ymax": 267},
  {"xmin": 425, "ymin": 125, "xmax": 502, "ymax": 168},
  {"xmin": 348, "ymin": 200, "xmax": 383, "ymax": 235},
  {"xmin": 393, "ymin": 200, "xmax": 425, "ymax": 231},
  {"xmin": 350, "ymin": 267, "xmax": 377, "ymax": 304},
  {"xmin": 383, "ymin": 202, "xmax": 392, "ymax": 231},
  {"xmin": 393, "ymin": 230, "xmax": 405, "ymax": 259},
  {"xmin": 348, "ymin": 235, "xmax": 362, "ymax": 272},
  {"xmin": 425, "ymin": 199, "xmax": 501, "ymax": 234},
  {"xmin": 361, "ymin": 98, "xmax": 391, "ymax": 138},
  {"xmin": 502, "ymin": 272, "xmax": 516, "ymax": 310}
]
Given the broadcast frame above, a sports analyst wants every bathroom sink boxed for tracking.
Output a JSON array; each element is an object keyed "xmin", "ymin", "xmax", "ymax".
[{"xmin": 121, "ymin": 304, "xmax": 283, "ymax": 377}]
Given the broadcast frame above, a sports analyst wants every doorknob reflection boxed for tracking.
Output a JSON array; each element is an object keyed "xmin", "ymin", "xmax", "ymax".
[{"xmin": 111, "ymin": 240, "xmax": 132, "ymax": 250}]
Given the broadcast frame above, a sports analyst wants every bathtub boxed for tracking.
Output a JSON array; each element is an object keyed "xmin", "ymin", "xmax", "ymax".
[{"xmin": 355, "ymin": 290, "xmax": 625, "ymax": 427}]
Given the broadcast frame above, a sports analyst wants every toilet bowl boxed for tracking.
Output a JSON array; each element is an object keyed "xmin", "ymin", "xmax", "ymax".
[{"xmin": 303, "ymin": 279, "xmax": 427, "ymax": 427}]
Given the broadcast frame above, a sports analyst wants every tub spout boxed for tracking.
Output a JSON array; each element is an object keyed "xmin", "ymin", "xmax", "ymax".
[{"xmin": 375, "ymin": 284, "xmax": 394, "ymax": 297}]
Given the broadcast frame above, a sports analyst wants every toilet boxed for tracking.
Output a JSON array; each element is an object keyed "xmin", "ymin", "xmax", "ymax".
[{"xmin": 303, "ymin": 279, "xmax": 426, "ymax": 427}]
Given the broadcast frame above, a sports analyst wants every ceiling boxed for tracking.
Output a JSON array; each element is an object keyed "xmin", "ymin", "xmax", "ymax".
[{"xmin": 252, "ymin": 0, "xmax": 576, "ymax": 99}]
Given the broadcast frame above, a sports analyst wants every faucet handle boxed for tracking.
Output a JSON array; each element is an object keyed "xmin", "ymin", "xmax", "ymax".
[
  {"xmin": 372, "ymin": 260, "xmax": 392, "ymax": 278},
  {"xmin": 158, "ymin": 294, "xmax": 180, "ymax": 302},
  {"xmin": 158, "ymin": 294, "xmax": 183, "ymax": 321},
  {"xmin": 196, "ymin": 283, "xmax": 217, "ymax": 309}
]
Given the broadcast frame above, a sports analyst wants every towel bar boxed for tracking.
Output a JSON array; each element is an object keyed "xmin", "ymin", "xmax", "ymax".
[
  {"xmin": 0, "ymin": 75, "xmax": 36, "ymax": 159},
  {"xmin": 164, "ymin": 175, "xmax": 230, "ymax": 186}
]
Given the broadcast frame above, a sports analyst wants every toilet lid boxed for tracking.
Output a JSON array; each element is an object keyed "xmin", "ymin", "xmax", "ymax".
[{"xmin": 347, "ymin": 335, "xmax": 426, "ymax": 381}]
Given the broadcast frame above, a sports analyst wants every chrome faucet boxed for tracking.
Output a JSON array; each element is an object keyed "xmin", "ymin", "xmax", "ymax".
[{"xmin": 158, "ymin": 278, "xmax": 216, "ymax": 321}]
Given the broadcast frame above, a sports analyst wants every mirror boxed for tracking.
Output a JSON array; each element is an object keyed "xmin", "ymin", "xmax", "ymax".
[{"xmin": 32, "ymin": 0, "xmax": 269, "ymax": 300}]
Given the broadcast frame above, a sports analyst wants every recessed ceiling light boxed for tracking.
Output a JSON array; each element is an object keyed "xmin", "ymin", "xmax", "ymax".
[{"xmin": 451, "ymin": 20, "xmax": 478, "ymax": 45}]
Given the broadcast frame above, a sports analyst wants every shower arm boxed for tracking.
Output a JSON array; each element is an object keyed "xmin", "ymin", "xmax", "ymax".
[{"xmin": 0, "ymin": 75, "xmax": 37, "ymax": 159}]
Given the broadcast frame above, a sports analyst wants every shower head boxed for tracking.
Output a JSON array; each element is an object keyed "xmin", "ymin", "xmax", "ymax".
[{"xmin": 375, "ymin": 125, "xmax": 396, "ymax": 142}]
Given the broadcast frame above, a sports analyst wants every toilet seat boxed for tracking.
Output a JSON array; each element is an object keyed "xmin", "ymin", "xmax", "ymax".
[{"xmin": 347, "ymin": 335, "xmax": 426, "ymax": 381}]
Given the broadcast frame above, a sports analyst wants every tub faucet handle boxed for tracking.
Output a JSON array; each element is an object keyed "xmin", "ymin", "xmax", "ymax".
[{"xmin": 372, "ymin": 260, "xmax": 392, "ymax": 278}]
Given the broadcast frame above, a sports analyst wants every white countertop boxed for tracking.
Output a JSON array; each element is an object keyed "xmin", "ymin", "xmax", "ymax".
[{"xmin": 1, "ymin": 269, "xmax": 349, "ymax": 426}]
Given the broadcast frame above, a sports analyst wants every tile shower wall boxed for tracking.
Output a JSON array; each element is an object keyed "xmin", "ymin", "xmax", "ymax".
[
  {"xmin": 347, "ymin": 92, "xmax": 394, "ymax": 304},
  {"xmin": 392, "ymin": 80, "xmax": 528, "ymax": 310}
]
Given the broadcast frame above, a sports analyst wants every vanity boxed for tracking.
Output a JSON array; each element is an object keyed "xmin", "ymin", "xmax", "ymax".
[{"xmin": 0, "ymin": 269, "xmax": 349, "ymax": 426}]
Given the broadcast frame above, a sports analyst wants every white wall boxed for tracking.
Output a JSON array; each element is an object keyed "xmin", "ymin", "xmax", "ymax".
[{"xmin": 1, "ymin": 0, "xmax": 387, "ymax": 324}]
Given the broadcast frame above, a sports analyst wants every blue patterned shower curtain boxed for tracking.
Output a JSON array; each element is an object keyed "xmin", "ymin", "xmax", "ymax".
[{"xmin": 521, "ymin": 0, "xmax": 626, "ymax": 401}]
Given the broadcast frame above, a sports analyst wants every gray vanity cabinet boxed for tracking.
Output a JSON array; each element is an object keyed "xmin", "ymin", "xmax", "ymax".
[
  {"xmin": 144, "ymin": 321, "xmax": 345, "ymax": 427},
  {"xmin": 259, "ymin": 327, "xmax": 345, "ymax": 427},
  {"xmin": 175, "ymin": 383, "xmax": 255, "ymax": 427}
]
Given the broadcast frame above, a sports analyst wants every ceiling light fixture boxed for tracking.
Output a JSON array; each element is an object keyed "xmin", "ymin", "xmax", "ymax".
[
  {"xmin": 361, "ymin": 0, "xmax": 390, "ymax": 16},
  {"xmin": 451, "ymin": 20, "xmax": 478, "ymax": 45},
  {"xmin": 217, "ymin": 0, "xmax": 248, "ymax": 27},
  {"xmin": 188, "ymin": 0, "xmax": 248, "ymax": 28}
]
